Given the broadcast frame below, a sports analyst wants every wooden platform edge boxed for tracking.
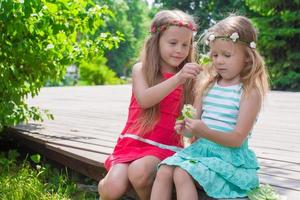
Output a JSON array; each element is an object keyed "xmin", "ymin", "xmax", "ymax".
[{"xmin": 7, "ymin": 127, "xmax": 106, "ymax": 181}]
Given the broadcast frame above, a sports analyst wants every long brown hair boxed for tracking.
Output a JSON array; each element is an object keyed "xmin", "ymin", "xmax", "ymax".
[
  {"xmin": 137, "ymin": 10, "xmax": 197, "ymax": 134},
  {"xmin": 197, "ymin": 15, "xmax": 269, "ymax": 102}
]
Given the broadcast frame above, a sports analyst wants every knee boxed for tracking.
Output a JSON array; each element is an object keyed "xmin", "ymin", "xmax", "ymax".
[
  {"xmin": 98, "ymin": 177, "xmax": 127, "ymax": 200},
  {"xmin": 173, "ymin": 167, "xmax": 189, "ymax": 184},
  {"xmin": 155, "ymin": 165, "xmax": 174, "ymax": 183},
  {"xmin": 128, "ymin": 163, "xmax": 155, "ymax": 188}
]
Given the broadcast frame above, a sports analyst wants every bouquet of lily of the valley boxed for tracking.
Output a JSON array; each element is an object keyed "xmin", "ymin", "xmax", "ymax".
[
  {"xmin": 247, "ymin": 184, "xmax": 281, "ymax": 200},
  {"xmin": 177, "ymin": 104, "xmax": 197, "ymax": 120},
  {"xmin": 177, "ymin": 104, "xmax": 197, "ymax": 138}
]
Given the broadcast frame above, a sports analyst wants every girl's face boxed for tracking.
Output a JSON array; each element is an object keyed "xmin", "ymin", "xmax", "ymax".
[
  {"xmin": 210, "ymin": 39, "xmax": 248, "ymax": 86},
  {"xmin": 159, "ymin": 26, "xmax": 193, "ymax": 73}
]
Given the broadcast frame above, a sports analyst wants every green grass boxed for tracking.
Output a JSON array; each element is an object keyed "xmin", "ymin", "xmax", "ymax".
[{"xmin": 0, "ymin": 150, "xmax": 98, "ymax": 200}]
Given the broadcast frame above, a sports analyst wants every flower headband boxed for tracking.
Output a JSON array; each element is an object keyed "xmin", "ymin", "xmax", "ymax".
[
  {"xmin": 150, "ymin": 20, "xmax": 197, "ymax": 34},
  {"xmin": 205, "ymin": 32, "xmax": 256, "ymax": 49}
]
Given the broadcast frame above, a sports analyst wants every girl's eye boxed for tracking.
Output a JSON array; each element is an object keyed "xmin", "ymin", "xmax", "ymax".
[
  {"xmin": 170, "ymin": 42, "xmax": 176, "ymax": 45},
  {"xmin": 224, "ymin": 54, "xmax": 231, "ymax": 57},
  {"xmin": 182, "ymin": 43, "xmax": 188, "ymax": 47}
]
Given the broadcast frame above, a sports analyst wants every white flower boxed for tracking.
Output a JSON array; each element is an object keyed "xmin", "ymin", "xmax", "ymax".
[
  {"xmin": 205, "ymin": 40, "xmax": 210, "ymax": 46},
  {"xmin": 230, "ymin": 32, "xmax": 239, "ymax": 42},
  {"xmin": 250, "ymin": 41, "xmax": 256, "ymax": 49},
  {"xmin": 85, "ymin": 41, "xmax": 92, "ymax": 47},
  {"xmin": 73, "ymin": 46, "xmax": 80, "ymax": 52},
  {"xmin": 181, "ymin": 104, "xmax": 196, "ymax": 119},
  {"xmin": 45, "ymin": 44, "xmax": 54, "ymax": 50},
  {"xmin": 208, "ymin": 34, "xmax": 215, "ymax": 41},
  {"xmin": 19, "ymin": 0, "xmax": 24, "ymax": 3}
]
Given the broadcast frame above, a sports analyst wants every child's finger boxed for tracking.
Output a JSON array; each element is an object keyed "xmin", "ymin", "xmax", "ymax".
[
  {"xmin": 174, "ymin": 124, "xmax": 180, "ymax": 129},
  {"xmin": 188, "ymin": 63, "xmax": 202, "ymax": 73},
  {"xmin": 175, "ymin": 120, "xmax": 185, "ymax": 126},
  {"xmin": 184, "ymin": 118, "xmax": 193, "ymax": 129},
  {"xmin": 174, "ymin": 125, "xmax": 183, "ymax": 134},
  {"xmin": 192, "ymin": 63, "xmax": 202, "ymax": 73},
  {"xmin": 185, "ymin": 118, "xmax": 192, "ymax": 124},
  {"xmin": 187, "ymin": 66, "xmax": 201, "ymax": 76}
]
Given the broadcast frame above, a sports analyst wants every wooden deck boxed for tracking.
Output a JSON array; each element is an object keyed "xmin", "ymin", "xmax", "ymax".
[{"xmin": 8, "ymin": 85, "xmax": 300, "ymax": 199}]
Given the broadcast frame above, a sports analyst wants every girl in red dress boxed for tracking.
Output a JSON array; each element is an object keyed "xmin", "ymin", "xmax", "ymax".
[{"xmin": 98, "ymin": 9, "xmax": 201, "ymax": 200}]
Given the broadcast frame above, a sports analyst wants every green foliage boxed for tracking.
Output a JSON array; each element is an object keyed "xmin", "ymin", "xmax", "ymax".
[
  {"xmin": 0, "ymin": 0, "xmax": 121, "ymax": 130},
  {"xmin": 154, "ymin": 0, "xmax": 253, "ymax": 31},
  {"xmin": 98, "ymin": 0, "xmax": 151, "ymax": 76},
  {"xmin": 0, "ymin": 150, "xmax": 97, "ymax": 200},
  {"xmin": 246, "ymin": 0, "xmax": 300, "ymax": 90},
  {"xmin": 79, "ymin": 57, "xmax": 125, "ymax": 85},
  {"xmin": 0, "ymin": 150, "xmax": 71, "ymax": 199}
]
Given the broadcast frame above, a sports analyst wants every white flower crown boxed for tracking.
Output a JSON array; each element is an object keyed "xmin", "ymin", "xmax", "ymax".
[{"xmin": 205, "ymin": 32, "xmax": 256, "ymax": 49}]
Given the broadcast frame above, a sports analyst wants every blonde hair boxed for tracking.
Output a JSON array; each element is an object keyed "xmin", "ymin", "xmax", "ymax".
[
  {"xmin": 138, "ymin": 9, "xmax": 197, "ymax": 134},
  {"xmin": 198, "ymin": 15, "xmax": 269, "ymax": 101}
]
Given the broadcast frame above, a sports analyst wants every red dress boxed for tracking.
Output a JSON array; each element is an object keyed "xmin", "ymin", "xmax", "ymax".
[{"xmin": 104, "ymin": 73, "xmax": 184, "ymax": 170}]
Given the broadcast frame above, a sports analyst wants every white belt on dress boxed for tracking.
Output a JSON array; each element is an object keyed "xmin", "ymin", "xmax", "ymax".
[{"xmin": 120, "ymin": 133, "xmax": 183, "ymax": 152}]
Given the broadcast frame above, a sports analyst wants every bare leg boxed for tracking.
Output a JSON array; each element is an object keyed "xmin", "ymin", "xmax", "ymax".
[
  {"xmin": 128, "ymin": 156, "xmax": 160, "ymax": 200},
  {"xmin": 173, "ymin": 167, "xmax": 198, "ymax": 200},
  {"xmin": 98, "ymin": 164, "xmax": 131, "ymax": 200},
  {"xmin": 151, "ymin": 165, "xmax": 174, "ymax": 200}
]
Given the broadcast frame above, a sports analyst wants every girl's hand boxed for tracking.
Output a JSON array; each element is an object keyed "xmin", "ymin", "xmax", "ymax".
[
  {"xmin": 174, "ymin": 120, "xmax": 185, "ymax": 135},
  {"xmin": 184, "ymin": 118, "xmax": 209, "ymax": 136},
  {"xmin": 176, "ymin": 63, "xmax": 202, "ymax": 84}
]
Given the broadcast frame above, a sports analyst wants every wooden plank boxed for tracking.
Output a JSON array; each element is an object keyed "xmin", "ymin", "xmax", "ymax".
[
  {"xmin": 270, "ymin": 186, "xmax": 300, "ymax": 200},
  {"xmin": 254, "ymin": 147, "xmax": 300, "ymax": 164},
  {"xmin": 9, "ymin": 129, "xmax": 107, "ymax": 181},
  {"xmin": 9, "ymin": 127, "xmax": 111, "ymax": 160},
  {"xmin": 259, "ymin": 166, "xmax": 300, "ymax": 180},
  {"xmin": 46, "ymin": 139, "xmax": 114, "ymax": 155},
  {"xmin": 10, "ymin": 131, "xmax": 114, "ymax": 166},
  {"xmin": 259, "ymin": 173, "xmax": 300, "ymax": 191},
  {"xmin": 14, "ymin": 125, "xmax": 120, "ymax": 143},
  {"xmin": 46, "ymin": 143, "xmax": 108, "ymax": 167},
  {"xmin": 250, "ymin": 137, "xmax": 300, "ymax": 146},
  {"xmin": 257, "ymin": 158, "xmax": 300, "ymax": 172}
]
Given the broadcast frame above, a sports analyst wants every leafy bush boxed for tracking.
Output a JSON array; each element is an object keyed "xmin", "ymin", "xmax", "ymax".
[
  {"xmin": 246, "ymin": 0, "xmax": 300, "ymax": 91},
  {"xmin": 79, "ymin": 57, "xmax": 125, "ymax": 85},
  {"xmin": 0, "ymin": 0, "xmax": 121, "ymax": 131},
  {"xmin": 100, "ymin": 0, "xmax": 151, "ymax": 76}
]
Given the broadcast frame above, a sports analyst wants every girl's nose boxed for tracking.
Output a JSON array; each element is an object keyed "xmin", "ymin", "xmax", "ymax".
[
  {"xmin": 215, "ymin": 56, "xmax": 224, "ymax": 65},
  {"xmin": 175, "ymin": 45, "xmax": 185, "ymax": 54},
  {"xmin": 175, "ymin": 45, "xmax": 182, "ymax": 53}
]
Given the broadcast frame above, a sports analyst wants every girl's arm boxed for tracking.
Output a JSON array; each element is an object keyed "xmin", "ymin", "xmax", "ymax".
[
  {"xmin": 189, "ymin": 92, "xmax": 203, "ymax": 142},
  {"xmin": 185, "ymin": 88, "xmax": 261, "ymax": 147},
  {"xmin": 132, "ymin": 62, "xmax": 200, "ymax": 108},
  {"xmin": 193, "ymin": 94, "xmax": 203, "ymax": 119}
]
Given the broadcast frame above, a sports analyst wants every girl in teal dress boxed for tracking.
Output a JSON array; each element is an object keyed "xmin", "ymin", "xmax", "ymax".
[{"xmin": 151, "ymin": 15, "xmax": 269, "ymax": 199}]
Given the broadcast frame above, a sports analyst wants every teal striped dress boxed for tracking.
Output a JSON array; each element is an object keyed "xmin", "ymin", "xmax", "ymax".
[{"xmin": 160, "ymin": 82, "xmax": 259, "ymax": 198}]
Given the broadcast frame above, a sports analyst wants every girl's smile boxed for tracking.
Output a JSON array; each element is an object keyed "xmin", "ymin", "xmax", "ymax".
[{"xmin": 159, "ymin": 26, "xmax": 193, "ymax": 73}]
